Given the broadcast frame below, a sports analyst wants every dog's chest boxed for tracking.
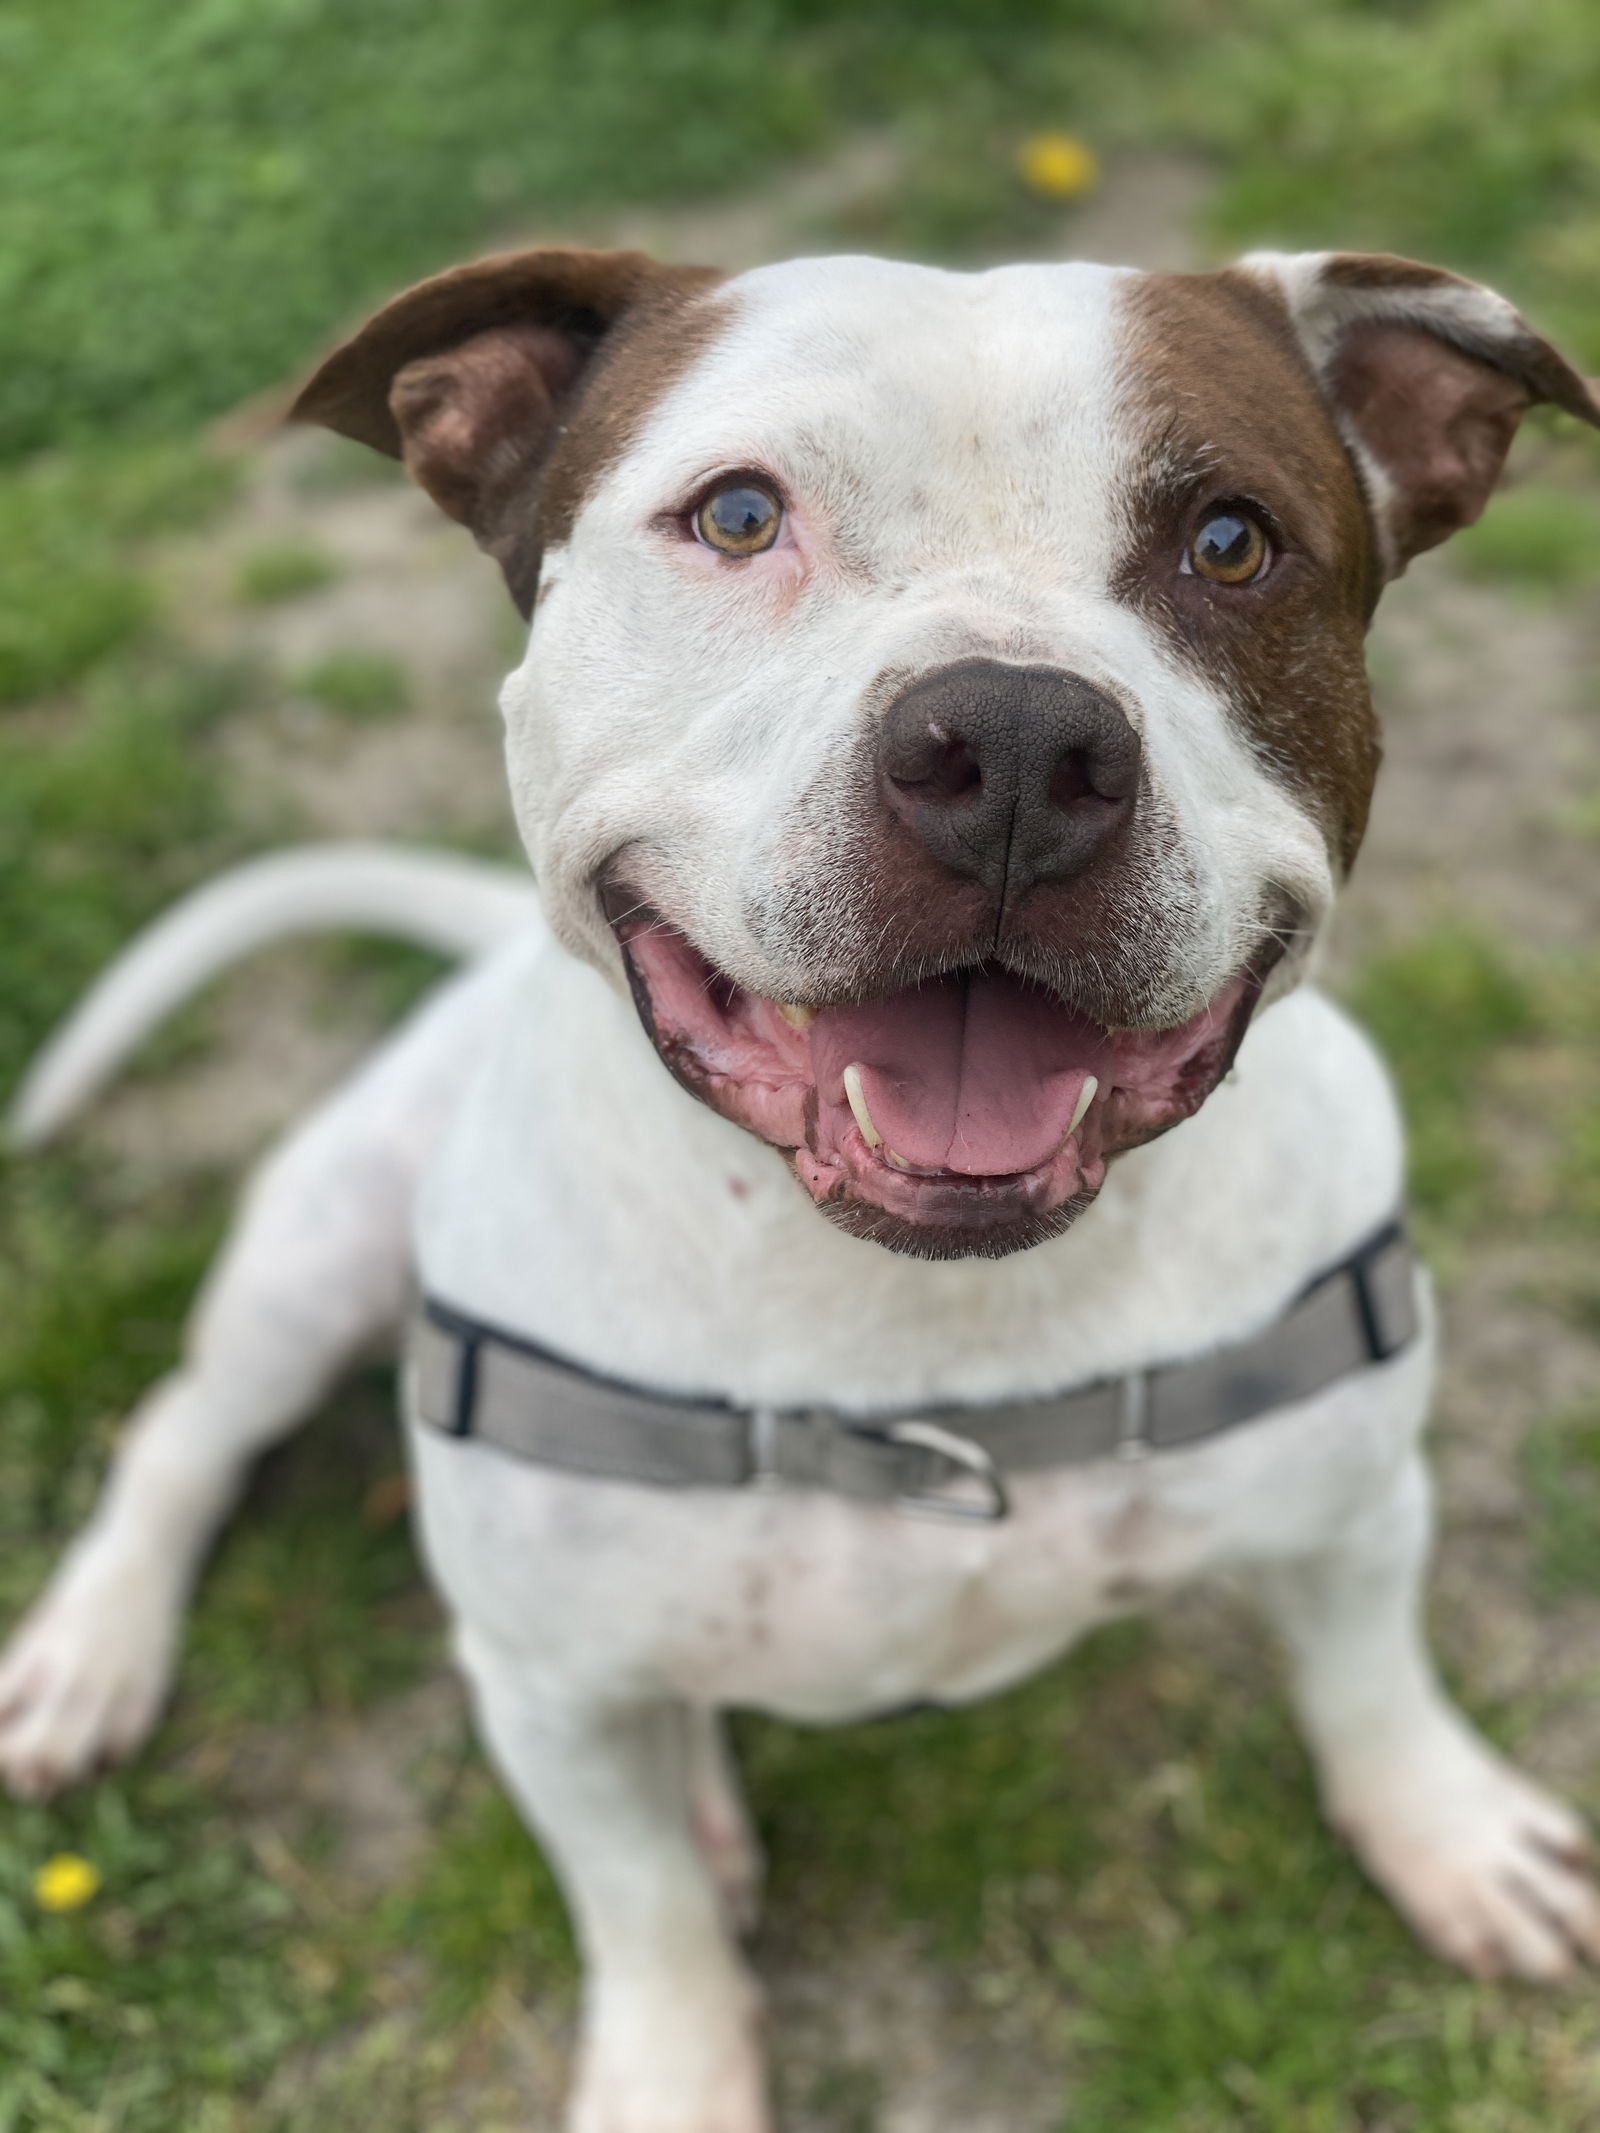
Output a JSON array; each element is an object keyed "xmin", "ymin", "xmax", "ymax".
[
  {"xmin": 660, "ymin": 1473, "xmax": 1207, "ymax": 1713},
  {"xmin": 408, "ymin": 1421, "xmax": 1224, "ymax": 1719}
]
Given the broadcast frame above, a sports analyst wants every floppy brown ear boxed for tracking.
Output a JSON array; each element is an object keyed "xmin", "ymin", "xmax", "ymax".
[
  {"xmin": 290, "ymin": 248, "xmax": 721, "ymax": 612},
  {"xmin": 1245, "ymin": 251, "xmax": 1600, "ymax": 577}
]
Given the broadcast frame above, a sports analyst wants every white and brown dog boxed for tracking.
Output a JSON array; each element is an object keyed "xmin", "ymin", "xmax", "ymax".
[{"xmin": 5, "ymin": 244, "xmax": 1599, "ymax": 2130}]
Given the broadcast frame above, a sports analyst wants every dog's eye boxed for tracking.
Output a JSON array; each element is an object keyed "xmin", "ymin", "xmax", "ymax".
[
  {"xmin": 695, "ymin": 481, "xmax": 783, "ymax": 556},
  {"xmin": 1186, "ymin": 509, "xmax": 1269, "ymax": 584}
]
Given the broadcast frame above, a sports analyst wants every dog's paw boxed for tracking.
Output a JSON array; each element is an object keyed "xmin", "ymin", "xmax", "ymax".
[
  {"xmin": 570, "ymin": 2061, "xmax": 771, "ymax": 2133},
  {"xmin": 570, "ymin": 1985, "xmax": 771, "ymax": 2133},
  {"xmin": 1329, "ymin": 1721, "xmax": 1600, "ymax": 1981},
  {"xmin": 0, "ymin": 1548, "xmax": 178, "ymax": 1800}
]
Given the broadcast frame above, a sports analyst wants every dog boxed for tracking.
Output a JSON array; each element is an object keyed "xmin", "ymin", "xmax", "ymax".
[{"xmin": 4, "ymin": 242, "xmax": 1598, "ymax": 2131}]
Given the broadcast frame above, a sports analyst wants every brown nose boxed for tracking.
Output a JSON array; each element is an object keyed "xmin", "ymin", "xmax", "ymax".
[{"xmin": 877, "ymin": 660, "xmax": 1142, "ymax": 898}]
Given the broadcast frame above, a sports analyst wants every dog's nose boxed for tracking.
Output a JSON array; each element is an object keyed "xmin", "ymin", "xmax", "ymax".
[{"xmin": 877, "ymin": 660, "xmax": 1141, "ymax": 897}]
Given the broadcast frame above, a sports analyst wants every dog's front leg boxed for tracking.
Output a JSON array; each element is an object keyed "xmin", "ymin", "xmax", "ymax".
[
  {"xmin": 0, "ymin": 1106, "xmax": 413, "ymax": 1799},
  {"xmin": 0, "ymin": 956, "xmax": 500, "ymax": 1800},
  {"xmin": 460, "ymin": 1634, "xmax": 771, "ymax": 2133},
  {"xmin": 1258, "ymin": 1448, "xmax": 1600, "ymax": 1980}
]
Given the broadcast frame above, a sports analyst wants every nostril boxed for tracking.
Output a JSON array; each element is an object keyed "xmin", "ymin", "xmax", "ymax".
[
  {"xmin": 1048, "ymin": 747, "xmax": 1135, "ymax": 811},
  {"xmin": 1048, "ymin": 752, "xmax": 1093, "ymax": 810},
  {"xmin": 889, "ymin": 723, "xmax": 982, "ymax": 803}
]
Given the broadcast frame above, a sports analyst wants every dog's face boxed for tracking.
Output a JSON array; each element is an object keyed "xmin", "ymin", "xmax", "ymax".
[{"xmin": 296, "ymin": 246, "xmax": 1596, "ymax": 1258}]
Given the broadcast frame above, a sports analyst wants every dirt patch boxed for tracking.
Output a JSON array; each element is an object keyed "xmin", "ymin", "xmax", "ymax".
[
  {"xmin": 227, "ymin": 1672, "xmax": 468, "ymax": 1893},
  {"xmin": 1334, "ymin": 544, "xmax": 1600, "ymax": 970}
]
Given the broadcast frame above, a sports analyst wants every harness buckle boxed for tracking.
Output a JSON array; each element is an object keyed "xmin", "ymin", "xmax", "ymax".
[{"xmin": 884, "ymin": 1419, "xmax": 1010, "ymax": 1523}]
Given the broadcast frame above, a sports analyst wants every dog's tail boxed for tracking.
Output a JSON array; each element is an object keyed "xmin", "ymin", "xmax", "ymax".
[{"xmin": 7, "ymin": 843, "xmax": 540, "ymax": 1150}]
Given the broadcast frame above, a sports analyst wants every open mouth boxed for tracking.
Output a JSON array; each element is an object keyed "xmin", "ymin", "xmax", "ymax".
[{"xmin": 609, "ymin": 898, "xmax": 1264, "ymax": 1258}]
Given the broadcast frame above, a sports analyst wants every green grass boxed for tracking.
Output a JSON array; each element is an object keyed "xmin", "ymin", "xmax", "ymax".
[
  {"xmin": 0, "ymin": 1166, "xmax": 222, "ymax": 1573},
  {"xmin": 744, "ymin": 1625, "xmax": 1600, "ymax": 2130},
  {"xmin": 1453, "ymin": 483, "xmax": 1600, "ymax": 592},
  {"xmin": 0, "ymin": 658, "xmax": 242, "ymax": 1096},
  {"xmin": 1525, "ymin": 1404, "xmax": 1600, "ymax": 1601},
  {"xmin": 0, "ymin": 1777, "xmax": 349, "ymax": 2133},
  {"xmin": 7, "ymin": 0, "xmax": 1599, "ymax": 474},
  {"xmin": 289, "ymin": 436, "xmax": 410, "ymax": 496},
  {"xmin": 0, "ymin": 1163, "xmax": 443, "ymax": 2130},
  {"xmin": 1347, "ymin": 931, "xmax": 1600, "ymax": 1620},
  {"xmin": 1185, "ymin": 0, "xmax": 1600, "ymax": 369},
  {"xmin": 798, "ymin": 2063, "xmax": 883, "ymax": 2133},
  {"xmin": 236, "ymin": 541, "xmax": 339, "ymax": 606},
  {"xmin": 0, "ymin": 445, "xmax": 232, "ymax": 705},
  {"xmin": 183, "ymin": 1382, "xmax": 437, "ymax": 1730},
  {"xmin": 1347, "ymin": 928, "xmax": 1600, "ymax": 1263},
  {"xmin": 0, "ymin": 0, "xmax": 1106, "ymax": 463},
  {"xmin": 1347, "ymin": 930, "xmax": 1538, "ymax": 1232},
  {"xmin": 295, "ymin": 649, "xmax": 408, "ymax": 719},
  {"xmin": 318, "ymin": 938, "xmax": 455, "ymax": 1028},
  {"xmin": 0, "ymin": 1168, "xmax": 350, "ymax": 2133},
  {"xmin": 381, "ymin": 1782, "xmax": 574, "ymax": 2027}
]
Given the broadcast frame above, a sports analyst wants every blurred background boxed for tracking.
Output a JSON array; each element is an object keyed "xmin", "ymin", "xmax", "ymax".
[{"xmin": 3, "ymin": 2, "xmax": 1599, "ymax": 2126}]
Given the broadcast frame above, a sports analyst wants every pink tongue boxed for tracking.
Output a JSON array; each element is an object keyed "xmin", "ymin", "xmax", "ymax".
[{"xmin": 811, "ymin": 970, "xmax": 1112, "ymax": 1175}]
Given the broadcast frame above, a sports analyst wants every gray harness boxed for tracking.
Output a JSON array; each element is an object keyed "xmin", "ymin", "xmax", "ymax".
[{"xmin": 411, "ymin": 1221, "xmax": 1419, "ymax": 1524}]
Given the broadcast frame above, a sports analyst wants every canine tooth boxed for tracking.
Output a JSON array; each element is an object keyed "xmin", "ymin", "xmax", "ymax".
[
  {"xmin": 776, "ymin": 1002, "xmax": 816, "ymax": 1029},
  {"xmin": 884, "ymin": 1147, "xmax": 911, "ymax": 1171},
  {"xmin": 842, "ymin": 1063, "xmax": 882, "ymax": 1147},
  {"xmin": 1069, "ymin": 1076, "xmax": 1099, "ymax": 1135}
]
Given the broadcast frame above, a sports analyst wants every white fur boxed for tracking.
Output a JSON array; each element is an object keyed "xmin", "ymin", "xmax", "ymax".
[{"xmin": 3, "ymin": 251, "xmax": 1594, "ymax": 2133}]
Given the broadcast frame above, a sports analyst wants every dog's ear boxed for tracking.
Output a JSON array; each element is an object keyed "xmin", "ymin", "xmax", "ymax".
[
  {"xmin": 1244, "ymin": 251, "xmax": 1600, "ymax": 577},
  {"xmin": 290, "ymin": 248, "xmax": 722, "ymax": 612}
]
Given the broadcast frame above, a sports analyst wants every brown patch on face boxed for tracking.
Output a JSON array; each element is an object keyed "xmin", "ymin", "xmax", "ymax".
[
  {"xmin": 290, "ymin": 248, "xmax": 725, "ymax": 613},
  {"xmin": 537, "ymin": 271, "xmax": 729, "ymax": 559},
  {"xmin": 1116, "ymin": 268, "xmax": 1382, "ymax": 875}
]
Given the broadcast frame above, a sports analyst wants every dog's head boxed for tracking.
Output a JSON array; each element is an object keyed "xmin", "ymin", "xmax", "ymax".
[{"xmin": 295, "ymin": 246, "xmax": 1597, "ymax": 1258}]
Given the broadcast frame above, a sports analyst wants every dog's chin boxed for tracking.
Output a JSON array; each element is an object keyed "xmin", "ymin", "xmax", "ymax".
[
  {"xmin": 606, "ymin": 894, "xmax": 1267, "ymax": 1261},
  {"xmin": 806, "ymin": 1174, "xmax": 1103, "ymax": 1262}
]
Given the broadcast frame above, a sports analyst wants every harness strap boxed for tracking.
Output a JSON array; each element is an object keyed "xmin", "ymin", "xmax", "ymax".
[{"xmin": 409, "ymin": 1221, "xmax": 1419, "ymax": 1523}]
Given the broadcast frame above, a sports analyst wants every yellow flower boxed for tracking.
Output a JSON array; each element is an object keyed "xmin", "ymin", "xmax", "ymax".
[
  {"xmin": 1017, "ymin": 131, "xmax": 1101, "ymax": 202},
  {"xmin": 33, "ymin": 1854, "xmax": 102, "ymax": 1913}
]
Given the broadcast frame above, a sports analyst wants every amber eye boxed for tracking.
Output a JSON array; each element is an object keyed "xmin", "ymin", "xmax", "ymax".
[
  {"xmin": 695, "ymin": 481, "xmax": 783, "ymax": 556},
  {"xmin": 1187, "ymin": 508, "xmax": 1269, "ymax": 584}
]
